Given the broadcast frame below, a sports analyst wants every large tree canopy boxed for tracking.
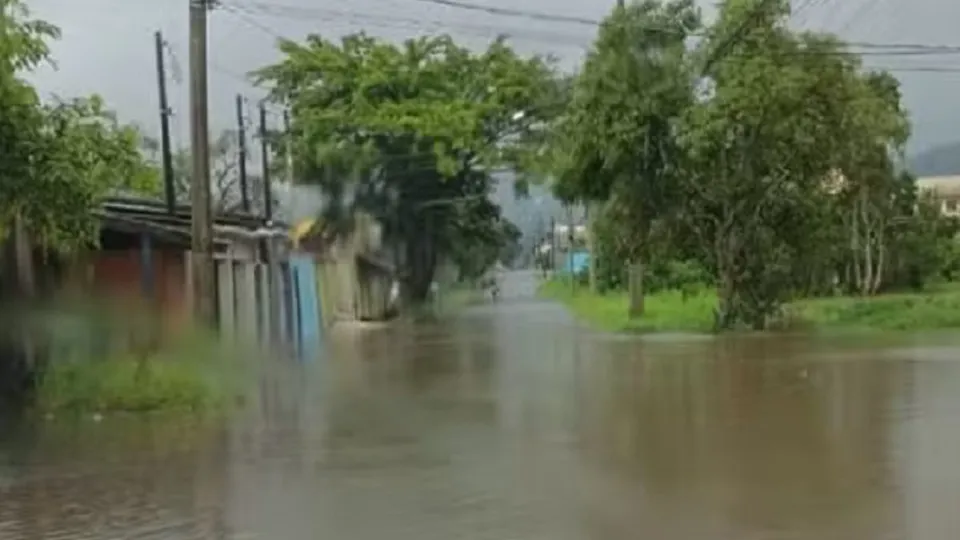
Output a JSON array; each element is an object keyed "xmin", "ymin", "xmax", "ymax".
[
  {"xmin": 255, "ymin": 32, "xmax": 561, "ymax": 299},
  {"xmin": 551, "ymin": 0, "xmax": 701, "ymax": 314},
  {"xmin": 549, "ymin": 0, "xmax": 932, "ymax": 330},
  {"xmin": 1, "ymin": 0, "xmax": 157, "ymax": 251}
]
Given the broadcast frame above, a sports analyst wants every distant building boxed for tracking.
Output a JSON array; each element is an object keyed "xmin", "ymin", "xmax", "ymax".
[
  {"xmin": 292, "ymin": 212, "xmax": 396, "ymax": 324},
  {"xmin": 916, "ymin": 176, "xmax": 960, "ymax": 216}
]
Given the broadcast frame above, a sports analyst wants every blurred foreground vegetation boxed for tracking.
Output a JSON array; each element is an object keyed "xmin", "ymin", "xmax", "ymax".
[{"xmin": 5, "ymin": 301, "xmax": 248, "ymax": 415}]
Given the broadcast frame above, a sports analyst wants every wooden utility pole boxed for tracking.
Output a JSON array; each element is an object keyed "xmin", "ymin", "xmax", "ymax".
[
  {"xmin": 283, "ymin": 108, "xmax": 294, "ymax": 184},
  {"xmin": 586, "ymin": 202, "xmax": 599, "ymax": 293},
  {"xmin": 567, "ymin": 205, "xmax": 575, "ymax": 292},
  {"xmin": 189, "ymin": 0, "xmax": 215, "ymax": 325},
  {"xmin": 259, "ymin": 102, "xmax": 273, "ymax": 221},
  {"xmin": 236, "ymin": 94, "xmax": 250, "ymax": 212},
  {"xmin": 154, "ymin": 31, "xmax": 177, "ymax": 214},
  {"xmin": 549, "ymin": 216, "xmax": 556, "ymax": 272},
  {"xmin": 258, "ymin": 102, "xmax": 280, "ymax": 345}
]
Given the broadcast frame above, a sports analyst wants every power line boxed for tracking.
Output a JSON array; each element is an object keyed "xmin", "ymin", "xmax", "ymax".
[
  {"xmin": 837, "ymin": 0, "xmax": 888, "ymax": 34},
  {"xmin": 791, "ymin": 0, "xmax": 823, "ymax": 25},
  {"xmin": 221, "ymin": 1, "xmax": 596, "ymax": 47},
  {"xmin": 374, "ymin": 0, "xmax": 600, "ymax": 27},
  {"xmin": 223, "ymin": 0, "xmax": 960, "ymax": 57}
]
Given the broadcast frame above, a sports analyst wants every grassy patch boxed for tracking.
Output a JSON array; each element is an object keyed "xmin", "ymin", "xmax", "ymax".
[
  {"xmin": 538, "ymin": 279, "xmax": 715, "ymax": 333},
  {"xmin": 35, "ymin": 321, "xmax": 245, "ymax": 415},
  {"xmin": 38, "ymin": 357, "xmax": 222, "ymax": 414},
  {"xmin": 791, "ymin": 284, "xmax": 960, "ymax": 331},
  {"xmin": 539, "ymin": 278, "xmax": 960, "ymax": 333}
]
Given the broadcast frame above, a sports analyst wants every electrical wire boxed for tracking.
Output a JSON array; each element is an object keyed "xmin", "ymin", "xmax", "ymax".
[
  {"xmin": 221, "ymin": 1, "xmax": 595, "ymax": 48},
  {"xmin": 790, "ymin": 0, "xmax": 822, "ymax": 26},
  {"xmin": 224, "ymin": 0, "xmax": 960, "ymax": 58},
  {"xmin": 203, "ymin": 0, "xmax": 960, "ymax": 141},
  {"xmin": 836, "ymin": 0, "xmax": 888, "ymax": 34},
  {"xmin": 380, "ymin": 0, "xmax": 600, "ymax": 27}
]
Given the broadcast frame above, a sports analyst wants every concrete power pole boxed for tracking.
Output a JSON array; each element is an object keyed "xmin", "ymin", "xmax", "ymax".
[
  {"xmin": 283, "ymin": 108, "xmax": 294, "ymax": 184},
  {"xmin": 189, "ymin": 0, "xmax": 216, "ymax": 326},
  {"xmin": 236, "ymin": 95, "xmax": 250, "ymax": 213},
  {"xmin": 586, "ymin": 202, "xmax": 599, "ymax": 293},
  {"xmin": 549, "ymin": 217, "xmax": 556, "ymax": 273},
  {"xmin": 154, "ymin": 31, "xmax": 177, "ymax": 215},
  {"xmin": 566, "ymin": 205, "xmax": 575, "ymax": 292},
  {"xmin": 259, "ymin": 103, "xmax": 273, "ymax": 221}
]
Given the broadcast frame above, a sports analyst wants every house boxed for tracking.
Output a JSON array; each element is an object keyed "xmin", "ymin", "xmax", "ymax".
[
  {"xmin": 916, "ymin": 176, "xmax": 960, "ymax": 216},
  {"xmin": 292, "ymin": 212, "xmax": 396, "ymax": 324},
  {"xmin": 816, "ymin": 171, "xmax": 960, "ymax": 217},
  {"xmin": 76, "ymin": 195, "xmax": 294, "ymax": 346}
]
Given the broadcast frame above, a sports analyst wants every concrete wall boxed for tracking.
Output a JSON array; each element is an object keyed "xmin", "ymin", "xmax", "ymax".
[{"xmin": 215, "ymin": 254, "xmax": 298, "ymax": 351}]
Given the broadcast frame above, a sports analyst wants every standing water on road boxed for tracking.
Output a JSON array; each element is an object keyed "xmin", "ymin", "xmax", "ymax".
[{"xmin": 3, "ymin": 271, "xmax": 960, "ymax": 539}]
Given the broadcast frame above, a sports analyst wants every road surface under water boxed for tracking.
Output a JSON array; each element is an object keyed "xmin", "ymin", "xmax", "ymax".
[{"xmin": 3, "ymin": 270, "xmax": 960, "ymax": 539}]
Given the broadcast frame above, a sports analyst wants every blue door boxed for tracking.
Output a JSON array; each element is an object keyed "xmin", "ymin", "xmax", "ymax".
[{"xmin": 290, "ymin": 255, "xmax": 322, "ymax": 360}]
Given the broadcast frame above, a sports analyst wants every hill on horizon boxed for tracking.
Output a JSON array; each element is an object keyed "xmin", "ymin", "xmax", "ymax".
[{"xmin": 909, "ymin": 142, "xmax": 960, "ymax": 177}]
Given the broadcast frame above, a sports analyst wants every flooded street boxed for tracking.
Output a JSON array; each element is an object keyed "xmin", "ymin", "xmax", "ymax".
[{"xmin": 4, "ymin": 271, "xmax": 960, "ymax": 539}]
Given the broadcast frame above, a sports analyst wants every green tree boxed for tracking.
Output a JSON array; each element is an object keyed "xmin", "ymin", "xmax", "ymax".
[
  {"xmin": 31, "ymin": 97, "xmax": 159, "ymax": 248},
  {"xmin": 676, "ymin": 0, "xmax": 882, "ymax": 329},
  {"xmin": 255, "ymin": 33, "xmax": 560, "ymax": 301},
  {"xmin": 827, "ymin": 71, "xmax": 912, "ymax": 295},
  {"xmin": 1, "ymin": 0, "xmax": 158, "ymax": 253},
  {"xmin": 551, "ymin": 0, "xmax": 701, "ymax": 316}
]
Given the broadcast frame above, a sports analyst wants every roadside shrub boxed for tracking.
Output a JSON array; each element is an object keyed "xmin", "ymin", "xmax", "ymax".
[{"xmin": 29, "ymin": 301, "xmax": 244, "ymax": 415}]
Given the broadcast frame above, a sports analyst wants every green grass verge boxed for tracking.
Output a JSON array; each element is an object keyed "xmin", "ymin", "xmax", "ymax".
[
  {"xmin": 539, "ymin": 278, "xmax": 960, "ymax": 333},
  {"xmin": 35, "ymin": 328, "xmax": 245, "ymax": 415},
  {"xmin": 790, "ymin": 283, "xmax": 960, "ymax": 331},
  {"xmin": 538, "ymin": 279, "xmax": 716, "ymax": 333}
]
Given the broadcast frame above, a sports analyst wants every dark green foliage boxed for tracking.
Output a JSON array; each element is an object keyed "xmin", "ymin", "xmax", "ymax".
[
  {"xmin": 549, "ymin": 0, "xmax": 958, "ymax": 330},
  {"xmin": 256, "ymin": 33, "xmax": 560, "ymax": 300},
  {"xmin": 1, "ymin": 1, "xmax": 158, "ymax": 251}
]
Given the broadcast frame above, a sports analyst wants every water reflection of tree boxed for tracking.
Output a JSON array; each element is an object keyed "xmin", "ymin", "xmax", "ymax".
[{"xmin": 578, "ymin": 336, "xmax": 906, "ymax": 536}]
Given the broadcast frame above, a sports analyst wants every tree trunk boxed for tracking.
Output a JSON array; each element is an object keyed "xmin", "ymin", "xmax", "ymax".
[
  {"xmin": 13, "ymin": 213, "xmax": 35, "ymax": 300},
  {"xmin": 12, "ymin": 213, "xmax": 37, "ymax": 384},
  {"xmin": 861, "ymin": 192, "xmax": 874, "ymax": 296},
  {"xmin": 716, "ymin": 268, "xmax": 736, "ymax": 330},
  {"xmin": 872, "ymin": 235, "xmax": 886, "ymax": 294},
  {"xmin": 627, "ymin": 258, "xmax": 644, "ymax": 318},
  {"xmin": 404, "ymin": 233, "xmax": 438, "ymax": 302},
  {"xmin": 850, "ymin": 211, "xmax": 862, "ymax": 293},
  {"xmin": 587, "ymin": 201, "xmax": 600, "ymax": 293}
]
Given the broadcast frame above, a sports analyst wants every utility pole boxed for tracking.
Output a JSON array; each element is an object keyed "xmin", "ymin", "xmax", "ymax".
[
  {"xmin": 189, "ymin": 0, "xmax": 215, "ymax": 325},
  {"xmin": 259, "ymin": 102, "xmax": 279, "ymax": 345},
  {"xmin": 549, "ymin": 216, "xmax": 556, "ymax": 273},
  {"xmin": 259, "ymin": 102, "xmax": 273, "ymax": 221},
  {"xmin": 236, "ymin": 95, "xmax": 250, "ymax": 213},
  {"xmin": 586, "ymin": 202, "xmax": 599, "ymax": 293},
  {"xmin": 154, "ymin": 31, "xmax": 177, "ymax": 214},
  {"xmin": 283, "ymin": 108, "xmax": 294, "ymax": 184},
  {"xmin": 567, "ymin": 205, "xmax": 575, "ymax": 292}
]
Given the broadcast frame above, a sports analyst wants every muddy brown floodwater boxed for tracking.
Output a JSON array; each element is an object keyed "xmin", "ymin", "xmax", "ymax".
[{"xmin": 4, "ymin": 270, "xmax": 960, "ymax": 539}]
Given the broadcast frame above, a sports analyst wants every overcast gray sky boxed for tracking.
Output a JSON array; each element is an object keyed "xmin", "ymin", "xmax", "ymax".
[{"xmin": 26, "ymin": 0, "xmax": 960, "ymax": 155}]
